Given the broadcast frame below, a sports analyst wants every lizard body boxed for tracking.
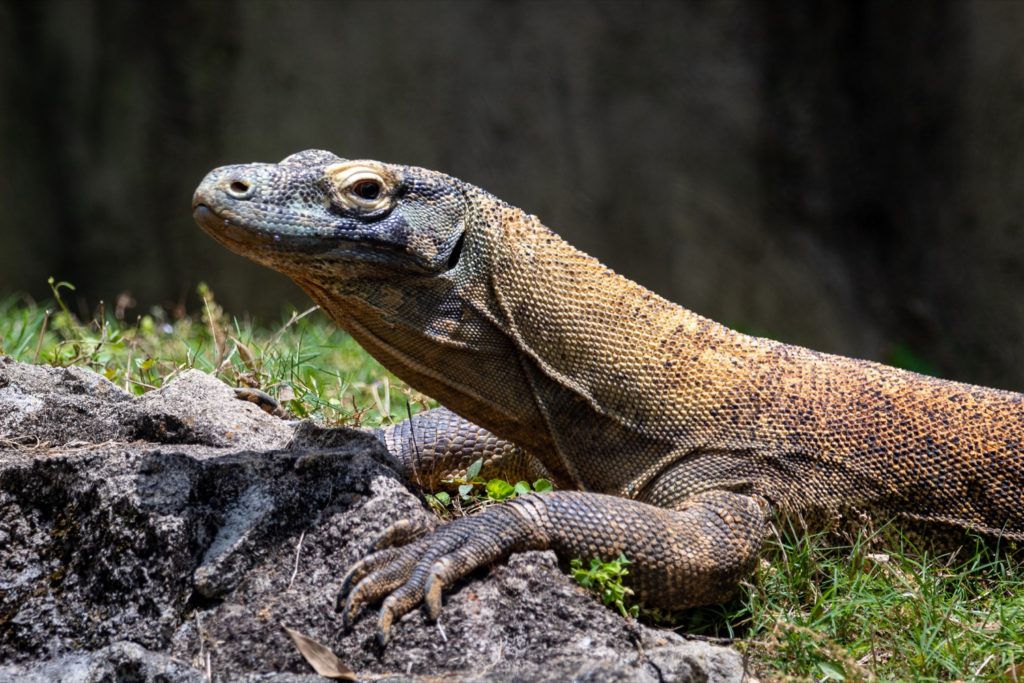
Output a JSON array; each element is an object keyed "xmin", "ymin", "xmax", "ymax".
[{"xmin": 193, "ymin": 150, "xmax": 1024, "ymax": 642}]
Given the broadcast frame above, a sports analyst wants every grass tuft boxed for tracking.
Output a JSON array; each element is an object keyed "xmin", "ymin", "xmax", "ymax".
[
  {"xmin": 684, "ymin": 525, "xmax": 1024, "ymax": 681},
  {"xmin": 0, "ymin": 285, "xmax": 432, "ymax": 426}
]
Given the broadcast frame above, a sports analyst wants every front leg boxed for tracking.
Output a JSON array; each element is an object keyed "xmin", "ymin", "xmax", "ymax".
[
  {"xmin": 339, "ymin": 489, "xmax": 768, "ymax": 644},
  {"xmin": 373, "ymin": 407, "xmax": 551, "ymax": 489}
]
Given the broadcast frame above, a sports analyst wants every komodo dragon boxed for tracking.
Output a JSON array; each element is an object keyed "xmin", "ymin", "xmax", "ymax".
[{"xmin": 193, "ymin": 150, "xmax": 1024, "ymax": 643}]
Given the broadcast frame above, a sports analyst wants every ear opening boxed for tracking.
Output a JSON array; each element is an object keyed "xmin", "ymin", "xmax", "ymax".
[{"xmin": 446, "ymin": 232, "xmax": 466, "ymax": 270}]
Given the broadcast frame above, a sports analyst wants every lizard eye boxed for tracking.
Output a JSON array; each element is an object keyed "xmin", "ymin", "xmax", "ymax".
[
  {"xmin": 352, "ymin": 179, "xmax": 381, "ymax": 201},
  {"xmin": 324, "ymin": 162, "xmax": 394, "ymax": 212}
]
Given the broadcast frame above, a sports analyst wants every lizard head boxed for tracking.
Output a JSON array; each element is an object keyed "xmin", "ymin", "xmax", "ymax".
[
  {"xmin": 193, "ymin": 150, "xmax": 557, "ymax": 454},
  {"xmin": 192, "ymin": 149, "xmax": 469, "ymax": 281}
]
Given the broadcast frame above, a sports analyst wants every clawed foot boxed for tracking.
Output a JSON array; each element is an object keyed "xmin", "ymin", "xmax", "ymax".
[{"xmin": 336, "ymin": 504, "xmax": 536, "ymax": 645}]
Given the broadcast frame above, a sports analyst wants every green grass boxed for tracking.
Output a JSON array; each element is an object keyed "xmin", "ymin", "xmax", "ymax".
[
  {"xmin": 732, "ymin": 528, "xmax": 1024, "ymax": 681},
  {"xmin": 566, "ymin": 524, "xmax": 1024, "ymax": 681},
  {"xmin": 2, "ymin": 287, "xmax": 1022, "ymax": 681},
  {"xmin": 0, "ymin": 284, "xmax": 432, "ymax": 427}
]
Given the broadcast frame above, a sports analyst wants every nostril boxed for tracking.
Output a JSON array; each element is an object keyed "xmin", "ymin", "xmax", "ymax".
[{"xmin": 227, "ymin": 179, "xmax": 253, "ymax": 198}]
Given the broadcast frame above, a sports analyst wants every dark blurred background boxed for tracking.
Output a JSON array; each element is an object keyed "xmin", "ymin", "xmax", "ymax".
[{"xmin": 1, "ymin": 0, "xmax": 1023, "ymax": 388}]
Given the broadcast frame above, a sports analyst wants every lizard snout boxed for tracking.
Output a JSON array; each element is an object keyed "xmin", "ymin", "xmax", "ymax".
[{"xmin": 192, "ymin": 164, "xmax": 264, "ymax": 212}]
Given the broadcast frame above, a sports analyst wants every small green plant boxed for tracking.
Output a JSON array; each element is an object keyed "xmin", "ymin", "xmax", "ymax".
[
  {"xmin": 423, "ymin": 491, "xmax": 452, "ymax": 515},
  {"xmin": 432, "ymin": 457, "xmax": 552, "ymax": 503},
  {"xmin": 425, "ymin": 458, "xmax": 553, "ymax": 516},
  {"xmin": 570, "ymin": 553, "xmax": 638, "ymax": 618}
]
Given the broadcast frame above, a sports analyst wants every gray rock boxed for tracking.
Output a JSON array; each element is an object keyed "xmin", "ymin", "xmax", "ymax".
[
  {"xmin": 0, "ymin": 358, "xmax": 746, "ymax": 681},
  {"xmin": 131, "ymin": 370, "xmax": 295, "ymax": 450},
  {"xmin": 0, "ymin": 358, "xmax": 294, "ymax": 450},
  {"xmin": 0, "ymin": 641, "xmax": 206, "ymax": 683},
  {"xmin": 0, "ymin": 357, "xmax": 133, "ymax": 446}
]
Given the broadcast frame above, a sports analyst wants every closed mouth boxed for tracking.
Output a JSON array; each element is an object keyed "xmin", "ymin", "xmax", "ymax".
[
  {"xmin": 192, "ymin": 203, "xmax": 270, "ymax": 250},
  {"xmin": 192, "ymin": 202, "xmax": 349, "ymax": 257}
]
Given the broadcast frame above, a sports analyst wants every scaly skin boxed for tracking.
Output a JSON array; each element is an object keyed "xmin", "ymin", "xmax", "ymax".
[{"xmin": 193, "ymin": 150, "xmax": 1024, "ymax": 644}]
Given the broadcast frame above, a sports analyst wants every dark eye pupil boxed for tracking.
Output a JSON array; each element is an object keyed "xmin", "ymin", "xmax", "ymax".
[{"xmin": 353, "ymin": 180, "xmax": 381, "ymax": 200}]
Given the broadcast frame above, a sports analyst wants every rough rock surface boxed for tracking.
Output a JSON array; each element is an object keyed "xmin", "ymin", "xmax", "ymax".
[{"xmin": 0, "ymin": 357, "xmax": 747, "ymax": 682}]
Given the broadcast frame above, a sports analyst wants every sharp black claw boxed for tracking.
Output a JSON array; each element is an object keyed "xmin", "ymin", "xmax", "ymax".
[
  {"xmin": 340, "ymin": 593, "xmax": 360, "ymax": 630},
  {"xmin": 334, "ymin": 590, "xmax": 346, "ymax": 615},
  {"xmin": 337, "ymin": 575, "xmax": 353, "ymax": 602},
  {"xmin": 343, "ymin": 610, "xmax": 357, "ymax": 631}
]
